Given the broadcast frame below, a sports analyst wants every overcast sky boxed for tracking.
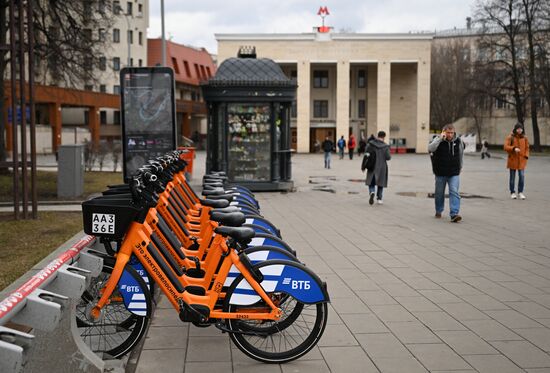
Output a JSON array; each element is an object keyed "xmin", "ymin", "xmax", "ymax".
[{"xmin": 148, "ymin": 0, "xmax": 479, "ymax": 54}]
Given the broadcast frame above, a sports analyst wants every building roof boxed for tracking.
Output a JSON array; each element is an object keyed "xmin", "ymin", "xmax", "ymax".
[
  {"xmin": 216, "ymin": 32, "xmax": 434, "ymax": 41},
  {"xmin": 205, "ymin": 58, "xmax": 296, "ymax": 87},
  {"xmin": 147, "ymin": 39, "xmax": 216, "ymax": 86}
]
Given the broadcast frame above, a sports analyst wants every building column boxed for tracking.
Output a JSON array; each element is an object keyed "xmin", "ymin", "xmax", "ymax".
[
  {"xmin": 182, "ymin": 112, "xmax": 191, "ymax": 139},
  {"xmin": 336, "ymin": 60, "xmax": 350, "ymax": 139},
  {"xmin": 88, "ymin": 106, "xmax": 100, "ymax": 148},
  {"xmin": 49, "ymin": 102, "xmax": 62, "ymax": 152},
  {"xmin": 416, "ymin": 60, "xmax": 430, "ymax": 153},
  {"xmin": 296, "ymin": 60, "xmax": 310, "ymax": 153},
  {"xmin": 376, "ymin": 61, "xmax": 391, "ymax": 136}
]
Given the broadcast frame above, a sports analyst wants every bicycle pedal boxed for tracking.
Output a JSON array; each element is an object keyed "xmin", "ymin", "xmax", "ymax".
[{"xmin": 214, "ymin": 321, "xmax": 268, "ymax": 337}]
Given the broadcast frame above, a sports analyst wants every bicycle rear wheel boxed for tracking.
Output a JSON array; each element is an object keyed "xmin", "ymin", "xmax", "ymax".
[
  {"xmin": 223, "ymin": 272, "xmax": 328, "ymax": 363},
  {"xmin": 75, "ymin": 263, "xmax": 150, "ymax": 358}
]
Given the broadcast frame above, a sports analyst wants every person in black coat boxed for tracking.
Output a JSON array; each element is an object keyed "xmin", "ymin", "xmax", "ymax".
[
  {"xmin": 321, "ymin": 136, "xmax": 334, "ymax": 169},
  {"xmin": 365, "ymin": 131, "xmax": 391, "ymax": 205}
]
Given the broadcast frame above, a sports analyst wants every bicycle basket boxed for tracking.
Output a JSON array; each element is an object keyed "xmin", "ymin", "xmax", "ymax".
[{"xmin": 82, "ymin": 197, "xmax": 141, "ymax": 239}]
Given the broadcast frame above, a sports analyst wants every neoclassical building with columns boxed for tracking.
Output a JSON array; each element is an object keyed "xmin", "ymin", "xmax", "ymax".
[{"xmin": 216, "ymin": 30, "xmax": 433, "ymax": 153}]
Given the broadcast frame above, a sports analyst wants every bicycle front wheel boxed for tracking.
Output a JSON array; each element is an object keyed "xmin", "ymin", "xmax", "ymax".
[
  {"xmin": 75, "ymin": 263, "xmax": 150, "ymax": 359},
  {"xmin": 223, "ymin": 274, "xmax": 328, "ymax": 363}
]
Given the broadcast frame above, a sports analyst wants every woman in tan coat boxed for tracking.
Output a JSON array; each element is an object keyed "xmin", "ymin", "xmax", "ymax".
[{"xmin": 504, "ymin": 123, "xmax": 530, "ymax": 199}]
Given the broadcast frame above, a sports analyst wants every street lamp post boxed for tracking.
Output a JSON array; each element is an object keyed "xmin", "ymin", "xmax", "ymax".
[{"xmin": 161, "ymin": 0, "xmax": 166, "ymax": 66}]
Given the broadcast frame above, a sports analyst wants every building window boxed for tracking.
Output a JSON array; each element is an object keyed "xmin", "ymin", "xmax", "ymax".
[
  {"xmin": 98, "ymin": 28, "xmax": 106, "ymax": 42},
  {"xmin": 113, "ymin": 57, "xmax": 120, "ymax": 71},
  {"xmin": 113, "ymin": 85, "xmax": 121, "ymax": 95},
  {"xmin": 172, "ymin": 57, "xmax": 180, "ymax": 74},
  {"xmin": 194, "ymin": 63, "xmax": 201, "ymax": 79},
  {"xmin": 113, "ymin": 1, "xmax": 121, "ymax": 14},
  {"xmin": 183, "ymin": 60, "xmax": 191, "ymax": 77},
  {"xmin": 138, "ymin": 59, "xmax": 142, "ymax": 67},
  {"xmin": 205, "ymin": 66, "xmax": 212, "ymax": 77},
  {"xmin": 138, "ymin": 31, "xmax": 143, "ymax": 45},
  {"xmin": 113, "ymin": 110, "xmax": 121, "ymax": 125},
  {"xmin": 127, "ymin": 30, "xmax": 133, "ymax": 44},
  {"xmin": 191, "ymin": 92, "xmax": 196, "ymax": 101},
  {"xmin": 99, "ymin": 84, "xmax": 106, "ymax": 93},
  {"xmin": 100, "ymin": 110, "xmax": 107, "ymax": 125},
  {"xmin": 496, "ymin": 95, "xmax": 506, "ymax": 109},
  {"xmin": 313, "ymin": 70, "xmax": 329, "ymax": 88},
  {"xmin": 84, "ymin": 84, "xmax": 93, "ymax": 91},
  {"xmin": 138, "ymin": 3, "xmax": 143, "ymax": 16},
  {"xmin": 358, "ymin": 70, "xmax": 366, "ymax": 88},
  {"xmin": 129, "ymin": 58, "xmax": 133, "ymax": 66},
  {"xmin": 291, "ymin": 70, "xmax": 297, "ymax": 82},
  {"xmin": 291, "ymin": 100, "xmax": 297, "ymax": 118},
  {"xmin": 313, "ymin": 100, "xmax": 328, "ymax": 118},
  {"xmin": 113, "ymin": 28, "xmax": 120, "ymax": 43},
  {"xmin": 358, "ymin": 99, "xmax": 366, "ymax": 118},
  {"xmin": 83, "ymin": 28, "xmax": 92, "ymax": 42},
  {"xmin": 126, "ymin": 2, "xmax": 133, "ymax": 15},
  {"xmin": 99, "ymin": 56, "xmax": 106, "ymax": 71},
  {"xmin": 200, "ymin": 65, "xmax": 207, "ymax": 79}
]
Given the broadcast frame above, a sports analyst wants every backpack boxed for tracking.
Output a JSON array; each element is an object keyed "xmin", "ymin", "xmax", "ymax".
[
  {"xmin": 338, "ymin": 138, "xmax": 345, "ymax": 149},
  {"xmin": 361, "ymin": 150, "xmax": 376, "ymax": 172}
]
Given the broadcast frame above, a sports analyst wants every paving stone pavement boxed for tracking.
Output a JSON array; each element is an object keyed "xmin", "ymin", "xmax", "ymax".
[{"xmin": 132, "ymin": 151, "xmax": 550, "ymax": 373}]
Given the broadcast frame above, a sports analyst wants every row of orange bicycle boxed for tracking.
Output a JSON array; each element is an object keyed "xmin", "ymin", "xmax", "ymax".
[{"xmin": 77, "ymin": 150, "xmax": 330, "ymax": 363}]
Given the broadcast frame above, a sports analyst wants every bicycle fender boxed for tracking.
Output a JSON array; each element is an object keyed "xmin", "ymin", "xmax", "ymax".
[
  {"xmin": 229, "ymin": 260, "xmax": 330, "ymax": 305},
  {"xmin": 244, "ymin": 216, "xmax": 280, "ymax": 237},
  {"xmin": 247, "ymin": 234, "xmax": 296, "ymax": 256},
  {"xmin": 129, "ymin": 256, "xmax": 152, "ymax": 291},
  {"xmin": 117, "ymin": 264, "xmax": 152, "ymax": 317},
  {"xmin": 224, "ymin": 246, "xmax": 299, "ymax": 287}
]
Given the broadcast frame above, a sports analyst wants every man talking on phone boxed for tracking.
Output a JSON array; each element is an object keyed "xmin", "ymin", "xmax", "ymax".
[{"xmin": 428, "ymin": 124, "xmax": 465, "ymax": 223}]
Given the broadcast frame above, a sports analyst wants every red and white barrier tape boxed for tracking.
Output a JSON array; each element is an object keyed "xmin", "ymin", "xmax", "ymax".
[{"xmin": 0, "ymin": 235, "xmax": 95, "ymax": 321}]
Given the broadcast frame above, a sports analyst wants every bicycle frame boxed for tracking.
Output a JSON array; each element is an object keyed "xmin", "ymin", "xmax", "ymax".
[{"xmin": 91, "ymin": 219, "xmax": 282, "ymax": 322}]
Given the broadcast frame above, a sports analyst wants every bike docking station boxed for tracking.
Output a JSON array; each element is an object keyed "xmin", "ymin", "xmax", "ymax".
[
  {"xmin": 0, "ymin": 235, "xmax": 115, "ymax": 373},
  {"xmin": 1, "ymin": 67, "xmax": 329, "ymax": 371}
]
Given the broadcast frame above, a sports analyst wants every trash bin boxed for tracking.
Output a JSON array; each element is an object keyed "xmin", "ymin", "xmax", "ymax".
[
  {"xmin": 57, "ymin": 144, "xmax": 84, "ymax": 198},
  {"xmin": 178, "ymin": 146, "xmax": 195, "ymax": 179}
]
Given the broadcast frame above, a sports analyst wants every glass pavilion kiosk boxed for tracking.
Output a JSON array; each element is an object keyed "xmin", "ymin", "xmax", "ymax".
[{"xmin": 202, "ymin": 52, "xmax": 296, "ymax": 191}]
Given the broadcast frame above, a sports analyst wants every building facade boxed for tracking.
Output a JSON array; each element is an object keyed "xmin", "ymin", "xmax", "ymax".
[{"xmin": 216, "ymin": 30, "xmax": 433, "ymax": 153}]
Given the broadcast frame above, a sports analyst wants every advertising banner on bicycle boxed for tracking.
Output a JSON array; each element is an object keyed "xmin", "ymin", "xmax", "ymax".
[{"xmin": 120, "ymin": 67, "xmax": 177, "ymax": 182}]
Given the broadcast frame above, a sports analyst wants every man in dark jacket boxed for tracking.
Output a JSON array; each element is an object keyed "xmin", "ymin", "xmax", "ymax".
[
  {"xmin": 365, "ymin": 131, "xmax": 391, "ymax": 205},
  {"xmin": 321, "ymin": 136, "xmax": 334, "ymax": 169},
  {"xmin": 428, "ymin": 124, "xmax": 464, "ymax": 222}
]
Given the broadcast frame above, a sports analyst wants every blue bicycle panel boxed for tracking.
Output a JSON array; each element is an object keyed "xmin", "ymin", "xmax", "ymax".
[
  {"xmin": 244, "ymin": 217, "xmax": 278, "ymax": 236},
  {"xmin": 229, "ymin": 263, "xmax": 328, "ymax": 305},
  {"xmin": 223, "ymin": 248, "xmax": 297, "ymax": 287},
  {"xmin": 118, "ymin": 267, "xmax": 149, "ymax": 316},
  {"xmin": 248, "ymin": 235, "xmax": 287, "ymax": 250},
  {"xmin": 129, "ymin": 256, "xmax": 152, "ymax": 291}
]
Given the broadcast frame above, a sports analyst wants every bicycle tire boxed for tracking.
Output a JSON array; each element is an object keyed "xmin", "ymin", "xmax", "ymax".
[
  {"xmin": 75, "ymin": 263, "xmax": 150, "ymax": 359},
  {"xmin": 223, "ymin": 262, "xmax": 328, "ymax": 364}
]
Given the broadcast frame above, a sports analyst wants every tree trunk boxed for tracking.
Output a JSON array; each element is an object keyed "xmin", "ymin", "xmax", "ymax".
[
  {"xmin": 524, "ymin": 0, "xmax": 542, "ymax": 151},
  {"xmin": 0, "ymin": 1, "xmax": 8, "ymax": 173}
]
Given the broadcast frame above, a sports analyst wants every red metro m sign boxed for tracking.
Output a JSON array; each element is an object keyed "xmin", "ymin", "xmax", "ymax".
[{"xmin": 317, "ymin": 6, "xmax": 330, "ymax": 33}]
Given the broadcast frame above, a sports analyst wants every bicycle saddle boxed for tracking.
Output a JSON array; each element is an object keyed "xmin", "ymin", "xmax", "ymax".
[
  {"xmin": 201, "ymin": 198, "xmax": 230, "ymax": 208},
  {"xmin": 214, "ymin": 226, "xmax": 255, "ymax": 242},
  {"xmin": 210, "ymin": 206, "xmax": 240, "ymax": 214},
  {"xmin": 209, "ymin": 211, "xmax": 245, "ymax": 227},
  {"xmin": 202, "ymin": 187, "xmax": 225, "ymax": 196},
  {"xmin": 203, "ymin": 182, "xmax": 225, "ymax": 189}
]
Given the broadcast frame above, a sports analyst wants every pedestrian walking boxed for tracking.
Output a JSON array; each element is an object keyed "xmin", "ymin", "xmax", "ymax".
[
  {"xmin": 322, "ymin": 136, "xmax": 334, "ymax": 169},
  {"xmin": 337, "ymin": 136, "xmax": 346, "ymax": 159},
  {"xmin": 504, "ymin": 123, "xmax": 529, "ymax": 200},
  {"xmin": 365, "ymin": 131, "xmax": 391, "ymax": 205},
  {"xmin": 348, "ymin": 134, "xmax": 356, "ymax": 160},
  {"xmin": 358, "ymin": 136, "xmax": 367, "ymax": 155},
  {"xmin": 480, "ymin": 139, "xmax": 491, "ymax": 159},
  {"xmin": 428, "ymin": 124, "xmax": 465, "ymax": 222}
]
